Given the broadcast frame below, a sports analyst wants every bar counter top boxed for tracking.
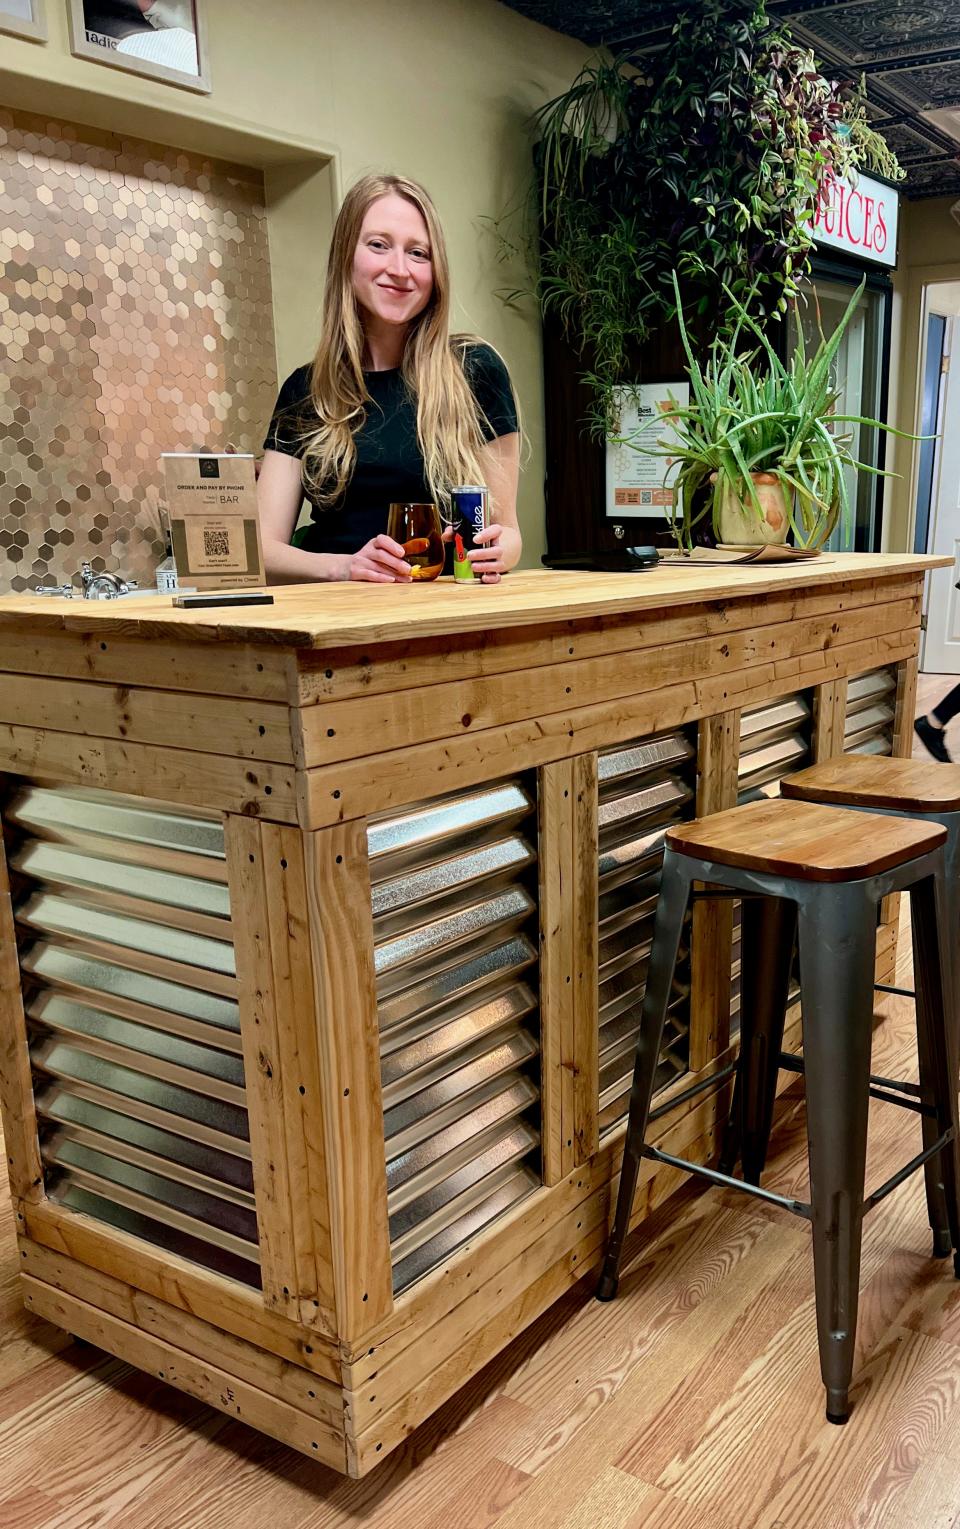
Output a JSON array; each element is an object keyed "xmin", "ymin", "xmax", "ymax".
[
  {"xmin": 0, "ymin": 548, "xmax": 944, "ymax": 1475},
  {"xmin": 0, "ymin": 551, "xmax": 945, "ymax": 647}
]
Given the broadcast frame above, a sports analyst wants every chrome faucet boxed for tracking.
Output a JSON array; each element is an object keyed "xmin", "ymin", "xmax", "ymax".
[
  {"xmin": 33, "ymin": 562, "xmax": 139, "ymax": 599},
  {"xmin": 80, "ymin": 561, "xmax": 135, "ymax": 599}
]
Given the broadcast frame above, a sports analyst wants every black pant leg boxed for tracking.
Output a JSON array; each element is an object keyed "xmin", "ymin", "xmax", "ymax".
[{"xmin": 933, "ymin": 682, "xmax": 960, "ymax": 726}]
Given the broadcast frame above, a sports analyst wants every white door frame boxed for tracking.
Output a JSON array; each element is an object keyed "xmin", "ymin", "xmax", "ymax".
[{"xmin": 922, "ymin": 304, "xmax": 960, "ymax": 673}]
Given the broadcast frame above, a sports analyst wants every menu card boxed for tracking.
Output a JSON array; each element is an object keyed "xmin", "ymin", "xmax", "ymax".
[
  {"xmin": 161, "ymin": 453, "xmax": 264, "ymax": 589},
  {"xmin": 605, "ymin": 383, "xmax": 689, "ymax": 517}
]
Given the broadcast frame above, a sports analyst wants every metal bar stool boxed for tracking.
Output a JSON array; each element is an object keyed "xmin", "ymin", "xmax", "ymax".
[
  {"xmin": 595, "ymin": 796, "xmax": 960, "ymax": 1425},
  {"xmin": 781, "ymin": 756, "xmax": 960, "ymax": 955},
  {"xmin": 719, "ymin": 755, "xmax": 960, "ymax": 1256}
]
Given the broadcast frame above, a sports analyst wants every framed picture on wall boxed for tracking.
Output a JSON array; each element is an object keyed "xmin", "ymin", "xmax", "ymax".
[
  {"xmin": 67, "ymin": 0, "xmax": 211, "ymax": 93},
  {"xmin": 0, "ymin": 0, "xmax": 47, "ymax": 42}
]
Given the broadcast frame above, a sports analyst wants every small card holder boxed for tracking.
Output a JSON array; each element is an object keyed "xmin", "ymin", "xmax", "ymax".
[{"xmin": 171, "ymin": 591, "xmax": 274, "ymax": 608}]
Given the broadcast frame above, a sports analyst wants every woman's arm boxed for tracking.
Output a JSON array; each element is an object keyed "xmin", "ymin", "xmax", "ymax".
[
  {"xmin": 258, "ymin": 450, "xmax": 342, "ymax": 582},
  {"xmin": 258, "ymin": 450, "xmax": 411, "ymax": 584},
  {"xmin": 467, "ymin": 433, "xmax": 522, "ymax": 583}
]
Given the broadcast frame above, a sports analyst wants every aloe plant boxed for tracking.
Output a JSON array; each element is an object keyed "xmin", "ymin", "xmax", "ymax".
[{"xmin": 620, "ymin": 273, "xmax": 913, "ymax": 550}]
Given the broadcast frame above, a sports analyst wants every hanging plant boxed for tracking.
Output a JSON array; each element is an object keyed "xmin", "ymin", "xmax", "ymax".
[{"xmin": 530, "ymin": 0, "xmax": 903, "ymax": 424}]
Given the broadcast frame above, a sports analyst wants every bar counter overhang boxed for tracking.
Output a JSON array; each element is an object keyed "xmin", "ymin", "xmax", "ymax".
[{"xmin": 0, "ymin": 554, "xmax": 941, "ymax": 1475}]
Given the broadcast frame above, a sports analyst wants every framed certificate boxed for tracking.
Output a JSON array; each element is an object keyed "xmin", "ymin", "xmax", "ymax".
[
  {"xmin": 68, "ymin": 0, "xmax": 211, "ymax": 94},
  {"xmin": 0, "ymin": 0, "xmax": 47, "ymax": 42},
  {"xmin": 605, "ymin": 382, "xmax": 690, "ymax": 518}
]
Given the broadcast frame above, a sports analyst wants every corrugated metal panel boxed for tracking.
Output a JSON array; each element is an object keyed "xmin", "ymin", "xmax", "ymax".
[
  {"xmin": 6, "ymin": 782, "xmax": 260, "ymax": 1290},
  {"xmin": 6, "ymin": 786, "xmax": 226, "ymax": 864},
  {"xmin": 730, "ymin": 923, "xmax": 742, "ymax": 1032},
  {"xmin": 597, "ymin": 731, "xmax": 696, "ymax": 1133},
  {"xmin": 738, "ymin": 694, "xmax": 812, "ymax": 801},
  {"xmin": 844, "ymin": 668, "xmax": 896, "ymax": 755},
  {"xmin": 368, "ymin": 781, "xmax": 541, "ymax": 1293},
  {"xmin": 730, "ymin": 693, "xmax": 812, "ymax": 1038}
]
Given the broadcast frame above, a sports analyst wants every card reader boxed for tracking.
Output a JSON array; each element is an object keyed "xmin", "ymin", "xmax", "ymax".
[
  {"xmin": 171, "ymin": 591, "xmax": 274, "ymax": 608},
  {"xmin": 541, "ymin": 546, "xmax": 660, "ymax": 573}
]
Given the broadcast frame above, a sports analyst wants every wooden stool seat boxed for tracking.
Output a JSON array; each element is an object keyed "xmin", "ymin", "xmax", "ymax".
[
  {"xmin": 783, "ymin": 755, "xmax": 960, "ymax": 814},
  {"xmin": 665, "ymin": 796, "xmax": 947, "ymax": 883}
]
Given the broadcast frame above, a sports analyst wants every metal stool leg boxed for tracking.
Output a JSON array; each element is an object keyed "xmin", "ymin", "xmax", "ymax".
[
  {"xmin": 909, "ymin": 882, "xmax": 953, "ymax": 1258},
  {"xmin": 596, "ymin": 851, "xmax": 691, "ymax": 1302},
  {"xmin": 911, "ymin": 869, "xmax": 960, "ymax": 1268},
  {"xmin": 938, "ymin": 824, "xmax": 960, "ymax": 1130},
  {"xmin": 738, "ymin": 895, "xmax": 797, "ymax": 1185},
  {"xmin": 797, "ymin": 883, "xmax": 876, "ymax": 1425},
  {"xmin": 940, "ymin": 820, "xmax": 960, "ymax": 1007}
]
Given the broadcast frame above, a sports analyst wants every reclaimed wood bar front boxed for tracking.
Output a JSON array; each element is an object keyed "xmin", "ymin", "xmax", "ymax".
[{"xmin": 0, "ymin": 554, "xmax": 939, "ymax": 1475}]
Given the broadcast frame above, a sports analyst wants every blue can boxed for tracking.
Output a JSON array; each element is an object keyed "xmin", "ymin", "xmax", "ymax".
[{"xmin": 452, "ymin": 485, "xmax": 488, "ymax": 551}]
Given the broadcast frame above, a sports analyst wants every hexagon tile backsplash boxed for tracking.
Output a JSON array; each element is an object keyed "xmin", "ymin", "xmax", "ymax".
[{"xmin": 0, "ymin": 106, "xmax": 277, "ymax": 593}]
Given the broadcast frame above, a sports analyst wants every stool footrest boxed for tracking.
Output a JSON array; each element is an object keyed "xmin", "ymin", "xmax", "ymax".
[
  {"xmin": 647, "ymin": 1061, "xmax": 738, "ymax": 1125},
  {"xmin": 864, "ymin": 1070, "xmax": 922, "ymax": 1101},
  {"xmin": 862, "ymin": 1129, "xmax": 955, "ymax": 1214},
  {"xmin": 869, "ymin": 1086, "xmax": 934, "ymax": 1116},
  {"xmin": 875, "ymin": 982, "xmax": 916, "ymax": 999},
  {"xmin": 639, "ymin": 1145, "xmax": 812, "ymax": 1219},
  {"xmin": 778, "ymin": 1052, "xmax": 932, "ymax": 1113},
  {"xmin": 641, "ymin": 1128, "xmax": 956, "ymax": 1225}
]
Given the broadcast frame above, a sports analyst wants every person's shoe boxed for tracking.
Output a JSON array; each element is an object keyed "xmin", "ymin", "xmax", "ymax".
[{"xmin": 915, "ymin": 715, "xmax": 952, "ymax": 763}]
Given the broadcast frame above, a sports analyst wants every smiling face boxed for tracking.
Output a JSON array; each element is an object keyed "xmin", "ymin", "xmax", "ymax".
[{"xmin": 351, "ymin": 192, "xmax": 434, "ymax": 335}]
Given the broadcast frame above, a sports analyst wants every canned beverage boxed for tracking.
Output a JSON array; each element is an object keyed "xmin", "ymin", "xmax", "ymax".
[{"xmin": 451, "ymin": 485, "xmax": 488, "ymax": 583}]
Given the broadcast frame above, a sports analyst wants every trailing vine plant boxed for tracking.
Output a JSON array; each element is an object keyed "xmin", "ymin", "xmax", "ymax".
[{"xmin": 529, "ymin": 0, "xmax": 902, "ymax": 426}]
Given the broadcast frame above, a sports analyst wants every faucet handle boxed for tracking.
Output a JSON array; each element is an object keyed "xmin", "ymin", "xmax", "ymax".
[{"xmin": 34, "ymin": 581, "xmax": 75, "ymax": 598}]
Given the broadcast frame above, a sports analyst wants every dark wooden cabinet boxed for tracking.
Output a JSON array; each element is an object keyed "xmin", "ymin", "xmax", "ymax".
[{"xmin": 541, "ymin": 308, "xmax": 707, "ymax": 562}]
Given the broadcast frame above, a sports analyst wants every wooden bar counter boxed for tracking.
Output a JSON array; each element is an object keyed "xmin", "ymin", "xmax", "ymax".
[{"xmin": 0, "ymin": 553, "xmax": 940, "ymax": 1475}]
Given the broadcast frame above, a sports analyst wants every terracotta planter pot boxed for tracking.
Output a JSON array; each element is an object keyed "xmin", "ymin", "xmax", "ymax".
[{"xmin": 712, "ymin": 471, "xmax": 790, "ymax": 546}]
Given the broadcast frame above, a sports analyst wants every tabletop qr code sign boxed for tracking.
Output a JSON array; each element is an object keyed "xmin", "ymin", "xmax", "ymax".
[{"xmin": 161, "ymin": 451, "xmax": 265, "ymax": 589}]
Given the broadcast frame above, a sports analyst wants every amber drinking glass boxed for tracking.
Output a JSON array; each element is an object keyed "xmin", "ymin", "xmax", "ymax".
[{"xmin": 387, "ymin": 502, "xmax": 445, "ymax": 581}]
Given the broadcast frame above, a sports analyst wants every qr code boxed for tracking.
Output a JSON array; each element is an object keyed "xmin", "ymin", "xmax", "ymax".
[{"xmin": 203, "ymin": 529, "xmax": 230, "ymax": 558}]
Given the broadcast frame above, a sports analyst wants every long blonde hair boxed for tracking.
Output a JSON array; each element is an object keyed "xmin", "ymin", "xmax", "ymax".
[{"xmin": 298, "ymin": 172, "xmax": 506, "ymax": 509}]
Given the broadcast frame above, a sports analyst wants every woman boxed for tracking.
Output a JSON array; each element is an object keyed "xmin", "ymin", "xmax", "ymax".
[{"xmin": 259, "ymin": 172, "xmax": 522, "ymax": 584}]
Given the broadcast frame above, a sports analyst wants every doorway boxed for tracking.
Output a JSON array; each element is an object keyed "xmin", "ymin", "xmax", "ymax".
[
  {"xmin": 918, "ymin": 281, "xmax": 960, "ymax": 674},
  {"xmin": 786, "ymin": 265, "xmax": 890, "ymax": 552}
]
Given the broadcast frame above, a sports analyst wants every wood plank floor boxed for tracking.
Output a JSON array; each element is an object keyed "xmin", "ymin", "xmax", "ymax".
[{"xmin": 3, "ymin": 674, "xmax": 960, "ymax": 1528}]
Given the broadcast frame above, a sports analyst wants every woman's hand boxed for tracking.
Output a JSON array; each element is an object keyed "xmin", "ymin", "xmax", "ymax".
[
  {"xmin": 468, "ymin": 524, "xmax": 509, "ymax": 584},
  {"xmin": 443, "ymin": 521, "xmax": 517, "ymax": 584},
  {"xmin": 442, "ymin": 519, "xmax": 518, "ymax": 584},
  {"xmin": 338, "ymin": 534, "xmax": 412, "ymax": 583}
]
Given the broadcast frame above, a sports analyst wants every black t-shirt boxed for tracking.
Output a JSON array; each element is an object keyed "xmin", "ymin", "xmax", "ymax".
[{"xmin": 262, "ymin": 342, "xmax": 518, "ymax": 556}]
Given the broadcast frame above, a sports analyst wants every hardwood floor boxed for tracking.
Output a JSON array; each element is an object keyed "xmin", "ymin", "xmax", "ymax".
[{"xmin": 2, "ymin": 674, "xmax": 960, "ymax": 1527}]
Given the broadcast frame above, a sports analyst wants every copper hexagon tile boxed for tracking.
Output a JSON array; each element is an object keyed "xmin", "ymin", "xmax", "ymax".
[{"xmin": 0, "ymin": 106, "xmax": 276, "ymax": 593}]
